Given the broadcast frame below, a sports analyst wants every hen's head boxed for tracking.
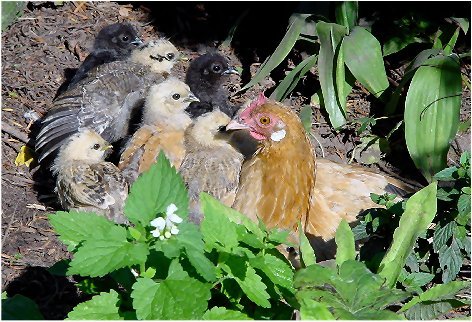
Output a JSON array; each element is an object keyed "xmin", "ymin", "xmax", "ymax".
[
  {"xmin": 227, "ymin": 93, "xmax": 305, "ymax": 145},
  {"xmin": 144, "ymin": 77, "xmax": 200, "ymax": 129},
  {"xmin": 94, "ymin": 22, "xmax": 142, "ymax": 56},
  {"xmin": 186, "ymin": 53, "xmax": 239, "ymax": 88},
  {"xmin": 131, "ymin": 38, "xmax": 183, "ymax": 74}
]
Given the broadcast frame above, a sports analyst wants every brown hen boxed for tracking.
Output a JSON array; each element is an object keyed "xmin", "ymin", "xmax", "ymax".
[{"xmin": 227, "ymin": 94, "xmax": 413, "ymax": 260}]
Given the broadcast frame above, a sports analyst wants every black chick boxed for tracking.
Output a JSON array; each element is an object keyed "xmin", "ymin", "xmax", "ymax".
[
  {"xmin": 61, "ymin": 23, "xmax": 143, "ymax": 94},
  {"xmin": 185, "ymin": 52, "xmax": 239, "ymax": 117}
]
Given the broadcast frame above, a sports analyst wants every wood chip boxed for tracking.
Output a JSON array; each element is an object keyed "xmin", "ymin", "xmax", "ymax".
[{"xmin": 26, "ymin": 204, "xmax": 47, "ymax": 211}]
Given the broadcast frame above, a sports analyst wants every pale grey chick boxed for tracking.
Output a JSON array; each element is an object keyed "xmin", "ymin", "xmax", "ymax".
[
  {"xmin": 52, "ymin": 129, "xmax": 129, "ymax": 224},
  {"xmin": 118, "ymin": 77, "xmax": 200, "ymax": 184},
  {"xmin": 36, "ymin": 39, "xmax": 183, "ymax": 163},
  {"xmin": 179, "ymin": 109, "xmax": 244, "ymax": 225}
]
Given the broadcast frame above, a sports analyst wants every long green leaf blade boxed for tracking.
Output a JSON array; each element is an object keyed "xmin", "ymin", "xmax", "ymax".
[
  {"xmin": 270, "ymin": 54, "xmax": 318, "ymax": 101},
  {"xmin": 404, "ymin": 55, "xmax": 462, "ymax": 182},
  {"xmin": 335, "ymin": 1, "xmax": 358, "ymax": 32},
  {"xmin": 240, "ymin": 13, "xmax": 310, "ymax": 91},
  {"xmin": 378, "ymin": 182, "xmax": 438, "ymax": 287},
  {"xmin": 317, "ymin": 21, "xmax": 348, "ymax": 129},
  {"xmin": 344, "ymin": 26, "xmax": 389, "ymax": 98}
]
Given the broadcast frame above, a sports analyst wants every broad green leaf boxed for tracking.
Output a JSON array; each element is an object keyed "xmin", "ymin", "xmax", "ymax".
[
  {"xmin": 404, "ymin": 299, "xmax": 469, "ymax": 320},
  {"xmin": 451, "ymin": 17, "xmax": 469, "ymax": 34},
  {"xmin": 443, "ymin": 27, "xmax": 460, "ymax": 55},
  {"xmin": 200, "ymin": 193, "xmax": 239, "ymax": 251},
  {"xmin": 344, "ymin": 26, "xmax": 389, "ymax": 98},
  {"xmin": 240, "ymin": 13, "xmax": 310, "ymax": 91},
  {"xmin": 439, "ymin": 238, "xmax": 463, "ymax": 283},
  {"xmin": 299, "ymin": 222, "xmax": 316, "ymax": 267},
  {"xmin": 222, "ymin": 255, "xmax": 271, "ymax": 308},
  {"xmin": 399, "ymin": 280, "xmax": 470, "ymax": 312},
  {"xmin": 353, "ymin": 310, "xmax": 405, "ymax": 320},
  {"xmin": 299, "ymin": 105, "xmax": 314, "ymax": 135},
  {"xmin": 48, "ymin": 211, "xmax": 119, "ymax": 250},
  {"xmin": 335, "ymin": 1, "xmax": 358, "ymax": 32},
  {"xmin": 404, "ymin": 55, "xmax": 462, "ymax": 182},
  {"xmin": 68, "ymin": 236, "xmax": 149, "ymax": 277},
  {"xmin": 1, "ymin": 294, "xmax": 44, "ymax": 320},
  {"xmin": 1, "ymin": 1, "xmax": 25, "ymax": 31},
  {"xmin": 124, "ymin": 152, "xmax": 188, "ymax": 226},
  {"xmin": 383, "ymin": 35, "xmax": 425, "ymax": 57},
  {"xmin": 299, "ymin": 298, "xmax": 335, "ymax": 320},
  {"xmin": 335, "ymin": 219, "xmax": 356, "ymax": 266},
  {"xmin": 316, "ymin": 21, "xmax": 348, "ymax": 129},
  {"xmin": 385, "ymin": 48, "xmax": 441, "ymax": 114},
  {"xmin": 203, "ymin": 307, "xmax": 251, "ymax": 320},
  {"xmin": 270, "ymin": 54, "xmax": 318, "ymax": 101},
  {"xmin": 378, "ymin": 182, "xmax": 437, "ymax": 287},
  {"xmin": 67, "ymin": 290, "xmax": 121, "ymax": 320},
  {"xmin": 434, "ymin": 166, "xmax": 458, "ymax": 181},
  {"xmin": 131, "ymin": 277, "xmax": 211, "ymax": 320},
  {"xmin": 433, "ymin": 221, "xmax": 456, "ymax": 252},
  {"xmin": 249, "ymin": 253, "xmax": 294, "ymax": 290},
  {"xmin": 177, "ymin": 222, "xmax": 217, "ymax": 282}
]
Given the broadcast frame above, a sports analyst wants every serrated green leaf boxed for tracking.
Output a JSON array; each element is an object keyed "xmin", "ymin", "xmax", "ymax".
[
  {"xmin": 457, "ymin": 193, "xmax": 471, "ymax": 216},
  {"xmin": 404, "ymin": 298, "xmax": 468, "ymax": 320},
  {"xmin": 404, "ymin": 55, "xmax": 462, "ymax": 182},
  {"xmin": 68, "ymin": 237, "xmax": 149, "ymax": 277},
  {"xmin": 222, "ymin": 255, "xmax": 271, "ymax": 308},
  {"xmin": 317, "ymin": 21, "xmax": 348, "ymax": 129},
  {"xmin": 249, "ymin": 253, "xmax": 294, "ymax": 290},
  {"xmin": 48, "ymin": 211, "xmax": 119, "ymax": 250},
  {"xmin": 299, "ymin": 105, "xmax": 314, "ymax": 135},
  {"xmin": 299, "ymin": 222, "xmax": 316, "ymax": 267},
  {"xmin": 403, "ymin": 272, "xmax": 435, "ymax": 288},
  {"xmin": 167, "ymin": 258, "xmax": 189, "ymax": 280},
  {"xmin": 344, "ymin": 26, "xmax": 389, "ymax": 98},
  {"xmin": 439, "ymin": 238, "xmax": 463, "ymax": 283},
  {"xmin": 270, "ymin": 54, "xmax": 318, "ymax": 101},
  {"xmin": 1, "ymin": 294, "xmax": 44, "ymax": 320},
  {"xmin": 400, "ymin": 280, "xmax": 470, "ymax": 313},
  {"xmin": 434, "ymin": 166, "xmax": 458, "ymax": 181},
  {"xmin": 299, "ymin": 298, "xmax": 335, "ymax": 320},
  {"xmin": 335, "ymin": 1, "xmax": 358, "ymax": 32},
  {"xmin": 67, "ymin": 290, "xmax": 121, "ymax": 320},
  {"xmin": 335, "ymin": 219, "xmax": 356, "ymax": 266},
  {"xmin": 177, "ymin": 222, "xmax": 217, "ymax": 282},
  {"xmin": 378, "ymin": 182, "xmax": 437, "ymax": 287},
  {"xmin": 200, "ymin": 193, "xmax": 239, "ymax": 251},
  {"xmin": 142, "ymin": 267, "xmax": 156, "ymax": 279},
  {"xmin": 433, "ymin": 221, "xmax": 456, "ymax": 252},
  {"xmin": 267, "ymin": 228, "xmax": 290, "ymax": 244},
  {"xmin": 131, "ymin": 277, "xmax": 211, "ymax": 320},
  {"xmin": 202, "ymin": 307, "xmax": 251, "ymax": 320},
  {"xmin": 124, "ymin": 152, "xmax": 188, "ymax": 226},
  {"xmin": 240, "ymin": 13, "xmax": 310, "ymax": 91}
]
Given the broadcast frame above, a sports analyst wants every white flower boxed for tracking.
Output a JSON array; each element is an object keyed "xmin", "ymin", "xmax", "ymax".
[
  {"xmin": 130, "ymin": 268, "xmax": 139, "ymax": 277},
  {"xmin": 166, "ymin": 203, "xmax": 178, "ymax": 216},
  {"xmin": 150, "ymin": 217, "xmax": 166, "ymax": 230},
  {"xmin": 170, "ymin": 225, "xmax": 179, "ymax": 235},
  {"xmin": 167, "ymin": 212, "xmax": 183, "ymax": 224},
  {"xmin": 150, "ymin": 204, "xmax": 183, "ymax": 240}
]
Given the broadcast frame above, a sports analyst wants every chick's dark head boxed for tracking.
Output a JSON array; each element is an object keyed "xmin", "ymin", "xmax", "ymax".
[
  {"xmin": 186, "ymin": 53, "xmax": 238, "ymax": 90},
  {"xmin": 94, "ymin": 22, "xmax": 142, "ymax": 57}
]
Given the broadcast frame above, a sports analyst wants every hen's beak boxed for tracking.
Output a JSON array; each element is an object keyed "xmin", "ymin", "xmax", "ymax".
[
  {"xmin": 131, "ymin": 37, "xmax": 143, "ymax": 46},
  {"xmin": 223, "ymin": 66, "xmax": 240, "ymax": 75},
  {"xmin": 226, "ymin": 118, "xmax": 250, "ymax": 131},
  {"xmin": 184, "ymin": 93, "xmax": 200, "ymax": 103}
]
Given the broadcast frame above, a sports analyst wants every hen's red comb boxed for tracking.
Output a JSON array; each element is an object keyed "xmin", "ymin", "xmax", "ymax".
[{"xmin": 241, "ymin": 92, "xmax": 267, "ymax": 119}]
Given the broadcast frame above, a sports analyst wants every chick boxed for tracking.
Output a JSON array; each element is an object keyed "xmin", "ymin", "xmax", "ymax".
[
  {"xmin": 185, "ymin": 52, "xmax": 240, "ymax": 117},
  {"xmin": 36, "ymin": 38, "xmax": 183, "ymax": 164},
  {"xmin": 66, "ymin": 22, "xmax": 143, "ymax": 91},
  {"xmin": 179, "ymin": 109, "xmax": 244, "ymax": 225},
  {"xmin": 118, "ymin": 77, "xmax": 200, "ymax": 184},
  {"xmin": 52, "ymin": 129, "xmax": 128, "ymax": 224}
]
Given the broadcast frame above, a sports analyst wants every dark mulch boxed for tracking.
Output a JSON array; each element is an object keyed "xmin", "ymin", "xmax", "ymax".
[{"xmin": 1, "ymin": 1, "xmax": 470, "ymax": 319}]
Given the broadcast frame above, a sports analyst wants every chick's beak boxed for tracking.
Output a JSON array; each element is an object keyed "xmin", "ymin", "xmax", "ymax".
[
  {"xmin": 102, "ymin": 145, "xmax": 113, "ymax": 151},
  {"xmin": 226, "ymin": 118, "xmax": 250, "ymax": 131},
  {"xmin": 223, "ymin": 66, "xmax": 240, "ymax": 75},
  {"xmin": 131, "ymin": 37, "xmax": 143, "ymax": 46},
  {"xmin": 179, "ymin": 55, "xmax": 189, "ymax": 62},
  {"xmin": 184, "ymin": 93, "xmax": 200, "ymax": 103}
]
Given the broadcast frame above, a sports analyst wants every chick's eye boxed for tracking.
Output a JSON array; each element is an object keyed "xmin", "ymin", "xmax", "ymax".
[
  {"xmin": 166, "ymin": 53, "xmax": 175, "ymax": 60},
  {"xmin": 259, "ymin": 116, "xmax": 271, "ymax": 125},
  {"xmin": 122, "ymin": 35, "xmax": 129, "ymax": 42},
  {"xmin": 212, "ymin": 64, "xmax": 222, "ymax": 73},
  {"xmin": 93, "ymin": 143, "xmax": 100, "ymax": 150},
  {"xmin": 172, "ymin": 93, "xmax": 181, "ymax": 100}
]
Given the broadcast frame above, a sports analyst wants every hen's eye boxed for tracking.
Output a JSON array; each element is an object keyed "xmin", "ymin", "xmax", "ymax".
[
  {"xmin": 212, "ymin": 64, "xmax": 222, "ymax": 73},
  {"xmin": 172, "ymin": 93, "xmax": 181, "ymax": 100},
  {"xmin": 166, "ymin": 53, "xmax": 175, "ymax": 60},
  {"xmin": 93, "ymin": 143, "xmax": 101, "ymax": 150},
  {"xmin": 122, "ymin": 35, "xmax": 129, "ymax": 42},
  {"xmin": 259, "ymin": 116, "xmax": 271, "ymax": 125}
]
